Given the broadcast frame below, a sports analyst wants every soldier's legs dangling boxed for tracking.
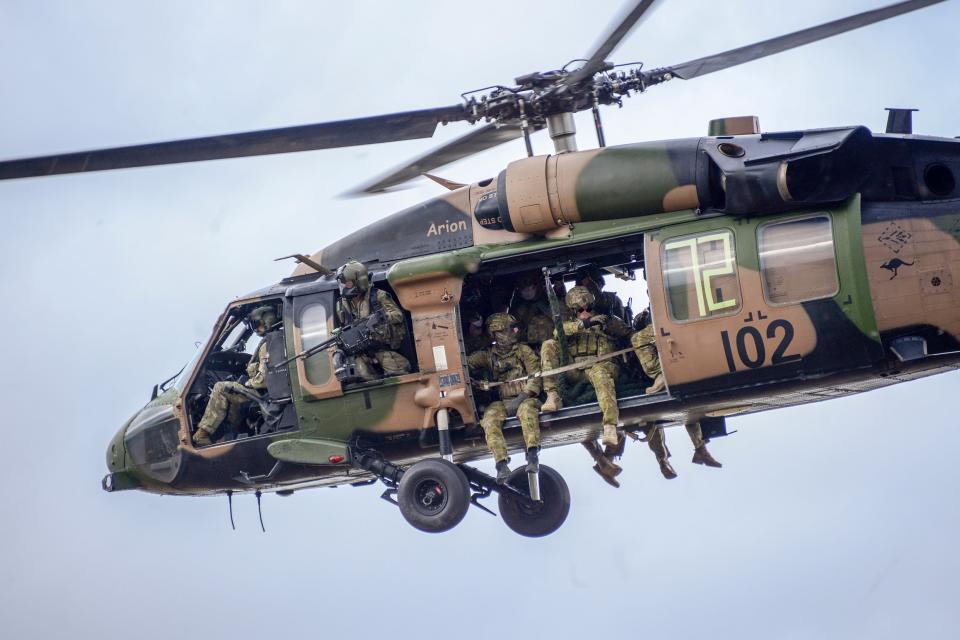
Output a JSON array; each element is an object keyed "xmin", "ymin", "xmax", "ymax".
[
  {"xmin": 631, "ymin": 326, "xmax": 665, "ymax": 394},
  {"xmin": 480, "ymin": 400, "xmax": 513, "ymax": 482},
  {"xmin": 586, "ymin": 361, "xmax": 620, "ymax": 446},
  {"xmin": 646, "ymin": 424, "xmax": 678, "ymax": 479},
  {"xmin": 480, "ymin": 400, "xmax": 509, "ymax": 460},
  {"xmin": 194, "ymin": 381, "xmax": 248, "ymax": 446},
  {"xmin": 687, "ymin": 421, "xmax": 722, "ymax": 468},
  {"xmin": 540, "ymin": 339, "xmax": 563, "ymax": 411},
  {"xmin": 515, "ymin": 397, "xmax": 542, "ymax": 451},
  {"xmin": 582, "ymin": 440, "xmax": 622, "ymax": 488}
]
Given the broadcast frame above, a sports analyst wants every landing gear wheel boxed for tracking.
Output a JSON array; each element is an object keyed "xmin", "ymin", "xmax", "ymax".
[
  {"xmin": 397, "ymin": 459, "xmax": 470, "ymax": 533},
  {"xmin": 498, "ymin": 464, "xmax": 570, "ymax": 537}
]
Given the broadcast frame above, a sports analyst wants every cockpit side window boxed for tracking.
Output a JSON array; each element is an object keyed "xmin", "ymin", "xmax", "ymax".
[{"xmin": 299, "ymin": 301, "xmax": 331, "ymax": 385}]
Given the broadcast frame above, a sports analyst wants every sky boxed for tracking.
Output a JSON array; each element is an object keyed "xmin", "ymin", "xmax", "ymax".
[{"xmin": 1, "ymin": 1, "xmax": 959, "ymax": 638}]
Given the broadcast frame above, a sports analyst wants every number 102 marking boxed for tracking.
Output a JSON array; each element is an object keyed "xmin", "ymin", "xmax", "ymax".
[{"xmin": 719, "ymin": 319, "xmax": 801, "ymax": 372}]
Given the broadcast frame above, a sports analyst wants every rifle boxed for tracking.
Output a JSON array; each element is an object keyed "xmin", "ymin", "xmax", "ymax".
[
  {"xmin": 542, "ymin": 267, "xmax": 569, "ymax": 366},
  {"xmin": 276, "ymin": 309, "xmax": 386, "ymax": 368}
]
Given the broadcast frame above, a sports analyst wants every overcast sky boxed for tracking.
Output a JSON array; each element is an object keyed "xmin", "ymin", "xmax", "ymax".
[{"xmin": 2, "ymin": 1, "xmax": 959, "ymax": 638}]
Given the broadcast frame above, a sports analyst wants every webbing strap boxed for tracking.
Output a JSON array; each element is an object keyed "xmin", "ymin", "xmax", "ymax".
[{"xmin": 474, "ymin": 346, "xmax": 634, "ymax": 390}]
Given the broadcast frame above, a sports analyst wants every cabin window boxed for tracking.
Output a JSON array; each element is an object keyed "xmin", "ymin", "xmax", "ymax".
[
  {"xmin": 758, "ymin": 216, "xmax": 839, "ymax": 305},
  {"xmin": 662, "ymin": 229, "xmax": 741, "ymax": 322},
  {"xmin": 299, "ymin": 302, "xmax": 332, "ymax": 385}
]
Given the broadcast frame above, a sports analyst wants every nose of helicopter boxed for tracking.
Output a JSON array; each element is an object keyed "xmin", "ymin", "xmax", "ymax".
[{"xmin": 102, "ymin": 419, "xmax": 136, "ymax": 492}]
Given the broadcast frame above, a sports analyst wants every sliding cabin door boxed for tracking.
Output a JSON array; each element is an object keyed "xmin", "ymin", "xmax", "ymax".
[{"xmin": 645, "ymin": 196, "xmax": 884, "ymax": 397}]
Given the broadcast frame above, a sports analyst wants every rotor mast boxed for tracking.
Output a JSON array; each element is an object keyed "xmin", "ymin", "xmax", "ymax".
[{"xmin": 547, "ymin": 113, "xmax": 579, "ymax": 154}]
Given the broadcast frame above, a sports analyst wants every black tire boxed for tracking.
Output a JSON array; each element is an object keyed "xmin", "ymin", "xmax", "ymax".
[
  {"xmin": 498, "ymin": 464, "xmax": 571, "ymax": 538},
  {"xmin": 397, "ymin": 459, "xmax": 470, "ymax": 533}
]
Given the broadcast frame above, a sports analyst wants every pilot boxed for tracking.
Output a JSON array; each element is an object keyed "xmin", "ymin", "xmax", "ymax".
[
  {"xmin": 334, "ymin": 259, "xmax": 411, "ymax": 381},
  {"xmin": 630, "ymin": 307, "xmax": 722, "ymax": 476},
  {"xmin": 192, "ymin": 305, "xmax": 275, "ymax": 447},
  {"xmin": 509, "ymin": 270, "xmax": 554, "ymax": 351},
  {"xmin": 466, "ymin": 313, "xmax": 542, "ymax": 483}
]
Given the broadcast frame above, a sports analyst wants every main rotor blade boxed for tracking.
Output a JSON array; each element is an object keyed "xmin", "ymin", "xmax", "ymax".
[
  {"xmin": 348, "ymin": 122, "xmax": 538, "ymax": 195},
  {"xmin": 564, "ymin": 0, "xmax": 663, "ymax": 88},
  {"xmin": 0, "ymin": 105, "xmax": 468, "ymax": 181},
  {"xmin": 664, "ymin": 0, "xmax": 946, "ymax": 81}
]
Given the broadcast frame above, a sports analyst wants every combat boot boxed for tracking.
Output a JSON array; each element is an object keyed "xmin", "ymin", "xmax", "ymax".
[
  {"xmin": 601, "ymin": 423, "xmax": 619, "ymax": 447},
  {"xmin": 645, "ymin": 373, "xmax": 666, "ymax": 394},
  {"xmin": 583, "ymin": 439, "xmax": 622, "ymax": 485},
  {"xmin": 658, "ymin": 457, "xmax": 678, "ymax": 480},
  {"xmin": 525, "ymin": 448, "xmax": 540, "ymax": 474},
  {"xmin": 193, "ymin": 429, "xmax": 212, "ymax": 447},
  {"xmin": 495, "ymin": 460, "xmax": 512, "ymax": 484},
  {"xmin": 592, "ymin": 463, "xmax": 621, "ymax": 488},
  {"xmin": 692, "ymin": 445, "xmax": 723, "ymax": 468},
  {"xmin": 541, "ymin": 390, "xmax": 563, "ymax": 412}
]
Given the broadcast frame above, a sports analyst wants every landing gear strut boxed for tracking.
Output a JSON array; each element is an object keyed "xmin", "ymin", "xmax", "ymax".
[{"xmin": 352, "ymin": 448, "xmax": 571, "ymax": 537}]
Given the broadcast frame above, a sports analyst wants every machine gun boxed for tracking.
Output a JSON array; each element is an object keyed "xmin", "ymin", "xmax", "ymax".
[{"xmin": 277, "ymin": 309, "xmax": 386, "ymax": 375}]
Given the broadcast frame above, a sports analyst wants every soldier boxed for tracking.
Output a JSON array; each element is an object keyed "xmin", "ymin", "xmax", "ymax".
[
  {"xmin": 533, "ymin": 277, "xmax": 623, "ymax": 487},
  {"xmin": 630, "ymin": 307, "xmax": 666, "ymax": 394},
  {"xmin": 575, "ymin": 265, "xmax": 626, "ymax": 321},
  {"xmin": 540, "ymin": 286, "xmax": 632, "ymax": 447},
  {"xmin": 462, "ymin": 311, "xmax": 489, "ymax": 354},
  {"xmin": 192, "ymin": 305, "xmax": 275, "ymax": 447},
  {"xmin": 334, "ymin": 259, "xmax": 411, "ymax": 382},
  {"xmin": 629, "ymin": 307, "xmax": 722, "ymax": 476},
  {"xmin": 509, "ymin": 270, "xmax": 555, "ymax": 349},
  {"xmin": 466, "ymin": 313, "xmax": 542, "ymax": 483}
]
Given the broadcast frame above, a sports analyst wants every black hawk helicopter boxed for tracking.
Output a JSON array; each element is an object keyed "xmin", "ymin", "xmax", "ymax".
[{"xmin": 0, "ymin": 0, "xmax": 956, "ymax": 536}]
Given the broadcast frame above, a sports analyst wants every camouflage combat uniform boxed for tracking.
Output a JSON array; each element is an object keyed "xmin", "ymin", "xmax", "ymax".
[
  {"xmin": 466, "ymin": 314, "xmax": 542, "ymax": 463},
  {"xmin": 336, "ymin": 287, "xmax": 411, "ymax": 381},
  {"xmin": 630, "ymin": 322, "xmax": 663, "ymax": 382},
  {"xmin": 576, "ymin": 267, "xmax": 627, "ymax": 321},
  {"xmin": 541, "ymin": 287, "xmax": 632, "ymax": 441},
  {"xmin": 510, "ymin": 271, "xmax": 555, "ymax": 348},
  {"xmin": 195, "ymin": 339, "xmax": 268, "ymax": 441},
  {"xmin": 630, "ymin": 309, "xmax": 721, "ymax": 477},
  {"xmin": 511, "ymin": 297, "xmax": 554, "ymax": 347},
  {"xmin": 627, "ymin": 307, "xmax": 662, "ymax": 388}
]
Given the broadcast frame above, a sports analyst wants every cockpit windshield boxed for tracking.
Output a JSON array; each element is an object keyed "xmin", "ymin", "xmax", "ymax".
[{"xmin": 172, "ymin": 345, "xmax": 205, "ymax": 392}]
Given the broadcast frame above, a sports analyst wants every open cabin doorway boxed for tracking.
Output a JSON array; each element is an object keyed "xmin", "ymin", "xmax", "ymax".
[{"xmin": 457, "ymin": 233, "xmax": 664, "ymax": 430}]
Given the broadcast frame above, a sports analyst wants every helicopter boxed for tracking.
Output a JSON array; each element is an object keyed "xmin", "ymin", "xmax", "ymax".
[{"xmin": 1, "ymin": 0, "xmax": 957, "ymax": 537}]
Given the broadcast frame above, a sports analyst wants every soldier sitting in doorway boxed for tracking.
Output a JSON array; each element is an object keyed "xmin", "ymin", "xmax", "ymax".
[
  {"xmin": 630, "ymin": 305, "xmax": 723, "ymax": 478},
  {"xmin": 334, "ymin": 259, "xmax": 411, "ymax": 382},
  {"xmin": 575, "ymin": 265, "xmax": 626, "ymax": 321},
  {"xmin": 466, "ymin": 313, "xmax": 542, "ymax": 483}
]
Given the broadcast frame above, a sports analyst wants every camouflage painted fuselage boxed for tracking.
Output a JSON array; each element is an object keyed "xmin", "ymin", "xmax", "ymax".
[{"xmin": 104, "ymin": 126, "xmax": 960, "ymax": 497}]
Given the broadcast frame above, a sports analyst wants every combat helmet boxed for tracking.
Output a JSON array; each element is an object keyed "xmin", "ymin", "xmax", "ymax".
[
  {"xmin": 336, "ymin": 259, "xmax": 370, "ymax": 298},
  {"xmin": 486, "ymin": 312, "xmax": 519, "ymax": 348},
  {"xmin": 576, "ymin": 265, "xmax": 606, "ymax": 290},
  {"xmin": 248, "ymin": 305, "xmax": 278, "ymax": 332},
  {"xmin": 565, "ymin": 285, "xmax": 596, "ymax": 311}
]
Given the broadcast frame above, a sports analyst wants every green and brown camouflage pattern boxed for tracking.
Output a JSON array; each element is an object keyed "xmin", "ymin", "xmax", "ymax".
[{"xmin": 105, "ymin": 128, "xmax": 960, "ymax": 498}]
